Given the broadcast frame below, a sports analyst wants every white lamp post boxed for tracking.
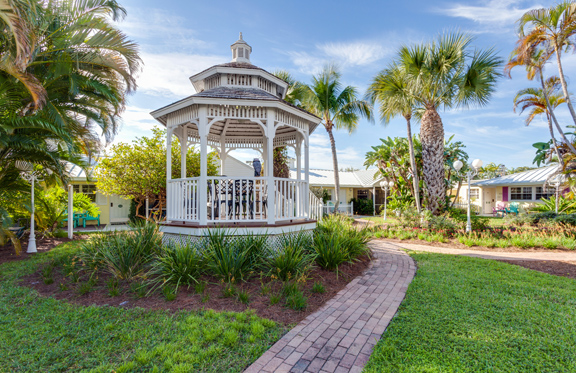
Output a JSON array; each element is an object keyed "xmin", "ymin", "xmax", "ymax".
[
  {"xmin": 16, "ymin": 161, "xmax": 38, "ymax": 253},
  {"xmin": 453, "ymin": 159, "xmax": 482, "ymax": 233},
  {"xmin": 380, "ymin": 180, "xmax": 394, "ymax": 221},
  {"xmin": 553, "ymin": 179, "xmax": 562, "ymax": 214}
]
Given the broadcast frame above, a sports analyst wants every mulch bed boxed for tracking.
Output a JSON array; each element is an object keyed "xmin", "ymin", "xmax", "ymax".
[
  {"xmin": 0, "ymin": 234, "xmax": 83, "ymax": 266},
  {"xmin": 498, "ymin": 260, "xmax": 576, "ymax": 280},
  {"xmin": 22, "ymin": 254, "xmax": 371, "ymax": 325}
]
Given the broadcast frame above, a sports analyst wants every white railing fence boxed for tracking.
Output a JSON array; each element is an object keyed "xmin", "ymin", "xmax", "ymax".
[
  {"xmin": 323, "ymin": 202, "xmax": 354, "ymax": 216},
  {"xmin": 453, "ymin": 202, "xmax": 481, "ymax": 215},
  {"xmin": 167, "ymin": 178, "xmax": 199, "ymax": 222},
  {"xmin": 309, "ymin": 190, "xmax": 323, "ymax": 221},
  {"xmin": 274, "ymin": 178, "xmax": 307, "ymax": 221}
]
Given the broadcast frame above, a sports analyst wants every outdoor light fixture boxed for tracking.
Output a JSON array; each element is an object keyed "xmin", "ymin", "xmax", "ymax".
[
  {"xmin": 16, "ymin": 161, "xmax": 38, "ymax": 253},
  {"xmin": 454, "ymin": 158, "xmax": 482, "ymax": 233},
  {"xmin": 380, "ymin": 180, "xmax": 394, "ymax": 221}
]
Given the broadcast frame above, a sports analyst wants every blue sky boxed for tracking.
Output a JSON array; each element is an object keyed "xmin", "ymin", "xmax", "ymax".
[{"xmin": 112, "ymin": 0, "xmax": 574, "ymax": 170}]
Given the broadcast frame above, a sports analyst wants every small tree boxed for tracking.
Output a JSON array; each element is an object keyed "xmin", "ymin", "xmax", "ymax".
[{"xmin": 95, "ymin": 127, "xmax": 218, "ymax": 220}]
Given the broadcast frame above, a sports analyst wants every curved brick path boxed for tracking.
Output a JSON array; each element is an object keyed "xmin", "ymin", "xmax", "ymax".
[
  {"xmin": 245, "ymin": 241, "xmax": 415, "ymax": 373},
  {"xmin": 382, "ymin": 241, "xmax": 576, "ymax": 261}
]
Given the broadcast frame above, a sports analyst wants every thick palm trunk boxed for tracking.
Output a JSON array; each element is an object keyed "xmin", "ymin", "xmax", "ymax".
[
  {"xmin": 405, "ymin": 115, "xmax": 421, "ymax": 213},
  {"xmin": 420, "ymin": 107, "xmax": 445, "ymax": 215},
  {"xmin": 554, "ymin": 46, "xmax": 576, "ymax": 125},
  {"xmin": 539, "ymin": 71, "xmax": 576, "ymax": 154},
  {"xmin": 326, "ymin": 125, "xmax": 340, "ymax": 212}
]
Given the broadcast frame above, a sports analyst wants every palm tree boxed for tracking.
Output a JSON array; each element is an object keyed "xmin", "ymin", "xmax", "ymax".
[
  {"xmin": 302, "ymin": 65, "xmax": 372, "ymax": 210},
  {"xmin": 366, "ymin": 64, "xmax": 422, "ymax": 212},
  {"xmin": 0, "ymin": 0, "xmax": 141, "ymax": 179},
  {"xmin": 397, "ymin": 32, "xmax": 502, "ymax": 214},
  {"xmin": 518, "ymin": 1, "xmax": 576, "ymax": 125},
  {"xmin": 506, "ymin": 40, "xmax": 576, "ymax": 154},
  {"xmin": 513, "ymin": 76, "xmax": 567, "ymax": 163}
]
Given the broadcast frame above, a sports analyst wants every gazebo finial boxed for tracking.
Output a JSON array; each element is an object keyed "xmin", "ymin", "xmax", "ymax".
[{"xmin": 231, "ymin": 32, "xmax": 252, "ymax": 63}]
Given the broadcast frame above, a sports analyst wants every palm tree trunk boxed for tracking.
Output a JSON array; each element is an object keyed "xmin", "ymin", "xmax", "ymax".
[
  {"xmin": 420, "ymin": 107, "xmax": 445, "ymax": 215},
  {"xmin": 326, "ymin": 125, "xmax": 340, "ymax": 212},
  {"xmin": 554, "ymin": 45, "xmax": 576, "ymax": 125},
  {"xmin": 404, "ymin": 115, "xmax": 421, "ymax": 213},
  {"xmin": 547, "ymin": 113, "xmax": 563, "ymax": 165},
  {"xmin": 539, "ymin": 71, "xmax": 576, "ymax": 154}
]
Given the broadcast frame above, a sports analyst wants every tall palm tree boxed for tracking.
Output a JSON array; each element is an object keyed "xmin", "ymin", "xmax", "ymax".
[
  {"xmin": 302, "ymin": 65, "xmax": 372, "ymax": 210},
  {"xmin": 513, "ymin": 76, "xmax": 567, "ymax": 163},
  {"xmin": 366, "ymin": 64, "xmax": 422, "ymax": 212},
  {"xmin": 518, "ymin": 1, "xmax": 576, "ymax": 125},
  {"xmin": 506, "ymin": 40, "xmax": 576, "ymax": 154},
  {"xmin": 397, "ymin": 32, "xmax": 502, "ymax": 214}
]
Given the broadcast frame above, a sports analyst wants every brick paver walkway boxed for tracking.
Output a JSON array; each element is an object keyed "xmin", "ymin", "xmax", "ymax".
[
  {"xmin": 382, "ymin": 241, "xmax": 576, "ymax": 262},
  {"xmin": 245, "ymin": 241, "xmax": 415, "ymax": 373}
]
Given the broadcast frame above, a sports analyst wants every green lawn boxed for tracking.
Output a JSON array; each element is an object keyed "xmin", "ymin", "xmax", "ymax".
[
  {"xmin": 0, "ymin": 241, "xmax": 285, "ymax": 372},
  {"xmin": 365, "ymin": 253, "xmax": 576, "ymax": 372}
]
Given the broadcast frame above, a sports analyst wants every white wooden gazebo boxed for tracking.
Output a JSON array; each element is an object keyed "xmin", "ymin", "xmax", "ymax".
[{"xmin": 150, "ymin": 34, "xmax": 323, "ymax": 244}]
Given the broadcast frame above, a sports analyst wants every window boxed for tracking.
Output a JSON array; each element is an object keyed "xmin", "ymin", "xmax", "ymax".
[
  {"xmin": 469, "ymin": 189, "xmax": 479, "ymax": 200},
  {"xmin": 73, "ymin": 184, "xmax": 97, "ymax": 202},
  {"xmin": 536, "ymin": 186, "xmax": 555, "ymax": 200},
  {"xmin": 511, "ymin": 187, "xmax": 532, "ymax": 200},
  {"xmin": 356, "ymin": 189, "xmax": 369, "ymax": 200}
]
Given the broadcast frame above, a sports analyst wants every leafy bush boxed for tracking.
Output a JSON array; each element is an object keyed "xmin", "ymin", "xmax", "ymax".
[
  {"xmin": 237, "ymin": 290, "xmax": 250, "ymax": 304},
  {"xmin": 313, "ymin": 215, "xmax": 371, "ymax": 272},
  {"xmin": 286, "ymin": 291, "xmax": 307, "ymax": 310},
  {"xmin": 148, "ymin": 241, "xmax": 204, "ymax": 292},
  {"xmin": 349, "ymin": 198, "xmax": 374, "ymax": 215},
  {"xmin": 395, "ymin": 206, "xmax": 424, "ymax": 228},
  {"xmin": 78, "ymin": 222, "xmax": 162, "ymax": 280},
  {"xmin": 312, "ymin": 281, "xmax": 325, "ymax": 294},
  {"xmin": 267, "ymin": 232, "xmax": 314, "ymax": 281},
  {"xmin": 205, "ymin": 229, "xmax": 265, "ymax": 283},
  {"xmin": 530, "ymin": 195, "xmax": 576, "ymax": 214},
  {"xmin": 554, "ymin": 214, "xmax": 576, "ymax": 226}
]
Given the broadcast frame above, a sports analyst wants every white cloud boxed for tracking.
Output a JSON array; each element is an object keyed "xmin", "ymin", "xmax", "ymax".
[
  {"xmin": 308, "ymin": 132, "xmax": 364, "ymax": 170},
  {"xmin": 437, "ymin": 0, "xmax": 542, "ymax": 27},
  {"xmin": 136, "ymin": 51, "xmax": 224, "ymax": 98},
  {"xmin": 285, "ymin": 40, "xmax": 391, "ymax": 75},
  {"xmin": 318, "ymin": 42, "xmax": 390, "ymax": 67}
]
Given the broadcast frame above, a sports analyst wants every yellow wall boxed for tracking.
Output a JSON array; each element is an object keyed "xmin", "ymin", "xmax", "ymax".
[{"xmin": 70, "ymin": 180, "xmax": 110, "ymax": 226}]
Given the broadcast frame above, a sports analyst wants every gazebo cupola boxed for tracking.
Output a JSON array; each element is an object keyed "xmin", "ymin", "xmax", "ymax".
[
  {"xmin": 150, "ymin": 34, "xmax": 323, "ymax": 243},
  {"xmin": 231, "ymin": 32, "xmax": 252, "ymax": 63}
]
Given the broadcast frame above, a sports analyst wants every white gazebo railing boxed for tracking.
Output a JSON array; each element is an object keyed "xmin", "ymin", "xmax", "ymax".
[
  {"xmin": 309, "ymin": 191, "xmax": 323, "ymax": 221},
  {"xmin": 167, "ymin": 176, "xmax": 316, "ymax": 224}
]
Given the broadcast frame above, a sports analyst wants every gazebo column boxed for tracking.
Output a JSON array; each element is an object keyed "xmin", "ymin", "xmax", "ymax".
[
  {"xmin": 296, "ymin": 139, "xmax": 302, "ymax": 180},
  {"xmin": 180, "ymin": 127, "xmax": 188, "ymax": 179},
  {"xmin": 198, "ymin": 109, "xmax": 208, "ymax": 225},
  {"xmin": 266, "ymin": 111, "xmax": 275, "ymax": 224},
  {"xmin": 304, "ymin": 135, "xmax": 310, "ymax": 219},
  {"xmin": 166, "ymin": 126, "xmax": 174, "ymax": 221}
]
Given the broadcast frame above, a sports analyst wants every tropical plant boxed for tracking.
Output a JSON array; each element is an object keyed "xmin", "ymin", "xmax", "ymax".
[
  {"xmin": 148, "ymin": 242, "xmax": 204, "ymax": 292},
  {"xmin": 302, "ymin": 65, "xmax": 372, "ymax": 210},
  {"xmin": 517, "ymin": 1, "xmax": 576, "ymax": 125},
  {"xmin": 530, "ymin": 195, "xmax": 576, "ymax": 214},
  {"xmin": 395, "ymin": 32, "xmax": 502, "ymax": 214},
  {"xmin": 0, "ymin": 0, "xmax": 141, "ymax": 185},
  {"xmin": 267, "ymin": 244, "xmax": 313, "ymax": 282},
  {"xmin": 366, "ymin": 64, "xmax": 422, "ymax": 212}
]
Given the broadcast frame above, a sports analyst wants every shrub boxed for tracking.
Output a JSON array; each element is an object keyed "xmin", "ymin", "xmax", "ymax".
[
  {"xmin": 267, "ymin": 243, "xmax": 313, "ymax": 282},
  {"xmin": 269, "ymin": 294, "xmax": 281, "ymax": 305},
  {"xmin": 162, "ymin": 285, "xmax": 177, "ymax": 301},
  {"xmin": 312, "ymin": 281, "xmax": 325, "ymax": 294},
  {"xmin": 205, "ymin": 229, "xmax": 263, "ymax": 283},
  {"xmin": 554, "ymin": 214, "xmax": 576, "ymax": 226},
  {"xmin": 281, "ymin": 282, "xmax": 299, "ymax": 297},
  {"xmin": 286, "ymin": 291, "xmax": 307, "ymax": 310},
  {"xmin": 349, "ymin": 198, "xmax": 374, "ymax": 215},
  {"xmin": 78, "ymin": 222, "xmax": 162, "ymax": 280},
  {"xmin": 237, "ymin": 290, "xmax": 250, "ymax": 304},
  {"xmin": 313, "ymin": 215, "xmax": 371, "ymax": 272},
  {"xmin": 148, "ymin": 242, "xmax": 203, "ymax": 292},
  {"xmin": 221, "ymin": 283, "xmax": 236, "ymax": 298}
]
